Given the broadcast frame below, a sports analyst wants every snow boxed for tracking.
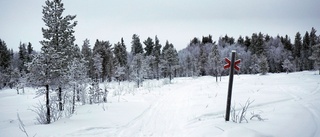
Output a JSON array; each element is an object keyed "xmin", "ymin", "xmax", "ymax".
[{"xmin": 0, "ymin": 71, "xmax": 319, "ymax": 137}]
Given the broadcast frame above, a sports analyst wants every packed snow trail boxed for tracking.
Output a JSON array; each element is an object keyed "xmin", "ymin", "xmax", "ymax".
[{"xmin": 115, "ymin": 78, "xmax": 219, "ymax": 137}]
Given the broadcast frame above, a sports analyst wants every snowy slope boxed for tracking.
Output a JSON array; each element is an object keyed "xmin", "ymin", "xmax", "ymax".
[{"xmin": 0, "ymin": 71, "xmax": 319, "ymax": 137}]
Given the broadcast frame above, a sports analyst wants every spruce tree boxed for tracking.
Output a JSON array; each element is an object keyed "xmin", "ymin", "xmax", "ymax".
[
  {"xmin": 309, "ymin": 44, "xmax": 320, "ymax": 74},
  {"xmin": 152, "ymin": 36, "xmax": 162, "ymax": 80},
  {"xmin": 282, "ymin": 59, "xmax": 294, "ymax": 74},
  {"xmin": 280, "ymin": 35, "xmax": 292, "ymax": 52},
  {"xmin": 250, "ymin": 32, "xmax": 265, "ymax": 56},
  {"xmin": 0, "ymin": 39, "xmax": 11, "ymax": 70},
  {"xmin": 259, "ymin": 55, "xmax": 269, "ymax": 75},
  {"xmin": 130, "ymin": 54, "xmax": 143, "ymax": 87},
  {"xmin": 28, "ymin": 0, "xmax": 77, "ymax": 123},
  {"xmin": 26, "ymin": 42, "xmax": 34, "ymax": 64},
  {"xmin": 293, "ymin": 32, "xmax": 302, "ymax": 71},
  {"xmin": 120, "ymin": 38, "xmax": 128, "ymax": 67},
  {"xmin": 309, "ymin": 27, "xmax": 317, "ymax": 47},
  {"xmin": 0, "ymin": 39, "xmax": 11, "ymax": 89},
  {"xmin": 237, "ymin": 36, "xmax": 244, "ymax": 45},
  {"xmin": 81, "ymin": 39, "xmax": 94, "ymax": 79},
  {"xmin": 186, "ymin": 55, "xmax": 192, "ymax": 77},
  {"xmin": 131, "ymin": 34, "xmax": 144, "ymax": 55},
  {"xmin": 308, "ymin": 27, "xmax": 317, "ymax": 70},
  {"xmin": 162, "ymin": 42, "xmax": 179, "ymax": 83},
  {"xmin": 198, "ymin": 44, "xmax": 208, "ymax": 76},
  {"xmin": 18, "ymin": 42, "xmax": 27, "ymax": 72},
  {"xmin": 144, "ymin": 37, "xmax": 154, "ymax": 56},
  {"xmin": 244, "ymin": 36, "xmax": 251, "ymax": 50},
  {"xmin": 114, "ymin": 38, "xmax": 128, "ymax": 81},
  {"xmin": 93, "ymin": 40, "xmax": 113, "ymax": 82},
  {"xmin": 210, "ymin": 44, "xmax": 221, "ymax": 82},
  {"xmin": 302, "ymin": 31, "xmax": 310, "ymax": 70}
]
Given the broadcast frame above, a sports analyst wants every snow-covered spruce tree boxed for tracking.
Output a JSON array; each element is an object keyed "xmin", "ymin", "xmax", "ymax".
[
  {"xmin": 198, "ymin": 44, "xmax": 208, "ymax": 76},
  {"xmin": 28, "ymin": 0, "xmax": 77, "ymax": 124},
  {"xmin": 161, "ymin": 41, "xmax": 172, "ymax": 78},
  {"xmin": 152, "ymin": 36, "xmax": 162, "ymax": 80},
  {"xmin": 27, "ymin": 42, "xmax": 34, "ymax": 63},
  {"xmin": 88, "ymin": 53, "xmax": 103, "ymax": 104},
  {"xmin": 27, "ymin": 47, "xmax": 60, "ymax": 124},
  {"xmin": 10, "ymin": 68, "xmax": 20, "ymax": 93},
  {"xmin": 130, "ymin": 34, "xmax": 145, "ymax": 87},
  {"xmin": 282, "ymin": 59, "xmax": 294, "ymax": 74},
  {"xmin": 259, "ymin": 55, "xmax": 269, "ymax": 75},
  {"xmin": 67, "ymin": 57, "xmax": 88, "ymax": 113},
  {"xmin": 131, "ymin": 34, "xmax": 144, "ymax": 56},
  {"xmin": 162, "ymin": 42, "xmax": 179, "ymax": 83},
  {"xmin": 93, "ymin": 53, "xmax": 103, "ymax": 82},
  {"xmin": 265, "ymin": 37, "xmax": 293, "ymax": 73},
  {"xmin": 114, "ymin": 65, "xmax": 126, "ymax": 84},
  {"xmin": 81, "ymin": 39, "xmax": 94, "ymax": 79},
  {"xmin": 209, "ymin": 44, "xmax": 221, "ymax": 82},
  {"xmin": 0, "ymin": 39, "xmax": 12, "ymax": 89},
  {"xmin": 309, "ymin": 44, "xmax": 320, "ymax": 74},
  {"xmin": 249, "ymin": 54, "xmax": 260, "ymax": 74},
  {"xmin": 186, "ymin": 55, "xmax": 192, "ymax": 77},
  {"xmin": 301, "ymin": 31, "xmax": 312, "ymax": 70},
  {"xmin": 249, "ymin": 32, "xmax": 265, "ymax": 56},
  {"xmin": 130, "ymin": 53, "xmax": 144, "ymax": 88},
  {"xmin": 93, "ymin": 40, "xmax": 113, "ymax": 82},
  {"xmin": 18, "ymin": 42, "xmax": 28, "ymax": 72},
  {"xmin": 143, "ymin": 55, "xmax": 155, "ymax": 79},
  {"xmin": 143, "ymin": 37, "xmax": 155, "ymax": 79},
  {"xmin": 144, "ymin": 37, "xmax": 154, "ymax": 56},
  {"xmin": 308, "ymin": 28, "xmax": 318, "ymax": 70},
  {"xmin": 293, "ymin": 32, "xmax": 303, "ymax": 71},
  {"xmin": 114, "ymin": 38, "xmax": 128, "ymax": 82}
]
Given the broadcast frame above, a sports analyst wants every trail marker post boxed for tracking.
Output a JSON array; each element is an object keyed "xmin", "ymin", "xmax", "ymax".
[{"xmin": 224, "ymin": 51, "xmax": 240, "ymax": 121}]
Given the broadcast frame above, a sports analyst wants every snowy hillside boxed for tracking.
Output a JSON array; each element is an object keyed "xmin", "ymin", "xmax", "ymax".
[{"xmin": 0, "ymin": 71, "xmax": 319, "ymax": 137}]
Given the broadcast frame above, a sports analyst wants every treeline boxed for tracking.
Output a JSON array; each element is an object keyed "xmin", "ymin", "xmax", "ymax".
[
  {"xmin": 0, "ymin": 0, "xmax": 319, "ymax": 124},
  {"xmin": 1, "ymin": 28, "xmax": 319, "ymax": 90},
  {"xmin": 179, "ymin": 28, "xmax": 320, "ymax": 79}
]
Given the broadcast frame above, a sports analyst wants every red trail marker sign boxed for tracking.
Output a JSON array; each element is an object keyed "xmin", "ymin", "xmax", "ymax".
[
  {"xmin": 224, "ymin": 51, "xmax": 241, "ymax": 121},
  {"xmin": 224, "ymin": 58, "xmax": 241, "ymax": 71}
]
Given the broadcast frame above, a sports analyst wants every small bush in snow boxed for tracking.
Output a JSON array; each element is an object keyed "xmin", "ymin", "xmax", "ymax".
[
  {"xmin": 231, "ymin": 99, "xmax": 254, "ymax": 123},
  {"xmin": 162, "ymin": 78, "xmax": 170, "ymax": 85},
  {"xmin": 30, "ymin": 101, "xmax": 48, "ymax": 124}
]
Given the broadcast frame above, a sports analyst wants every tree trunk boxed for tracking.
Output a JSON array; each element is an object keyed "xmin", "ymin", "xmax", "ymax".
[
  {"xmin": 76, "ymin": 85, "xmax": 80, "ymax": 102},
  {"xmin": 58, "ymin": 87, "xmax": 63, "ymax": 111},
  {"xmin": 169, "ymin": 65, "xmax": 172, "ymax": 84},
  {"xmin": 72, "ymin": 84, "xmax": 75, "ymax": 114},
  {"xmin": 46, "ymin": 84, "xmax": 50, "ymax": 124},
  {"xmin": 215, "ymin": 69, "xmax": 218, "ymax": 82},
  {"xmin": 156, "ymin": 66, "xmax": 159, "ymax": 80}
]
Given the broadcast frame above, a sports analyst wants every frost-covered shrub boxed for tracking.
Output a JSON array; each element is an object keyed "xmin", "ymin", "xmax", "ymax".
[
  {"xmin": 231, "ymin": 99, "xmax": 254, "ymax": 123},
  {"xmin": 162, "ymin": 78, "xmax": 170, "ymax": 85}
]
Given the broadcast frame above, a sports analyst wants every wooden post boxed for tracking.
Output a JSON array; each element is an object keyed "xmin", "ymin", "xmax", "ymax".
[{"xmin": 225, "ymin": 51, "xmax": 236, "ymax": 121}]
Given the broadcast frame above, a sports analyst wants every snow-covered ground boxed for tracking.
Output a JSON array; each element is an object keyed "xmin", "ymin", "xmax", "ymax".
[{"xmin": 0, "ymin": 71, "xmax": 319, "ymax": 137}]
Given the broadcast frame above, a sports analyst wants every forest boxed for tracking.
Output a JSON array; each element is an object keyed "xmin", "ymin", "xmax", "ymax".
[{"xmin": 0, "ymin": 0, "xmax": 319, "ymax": 124}]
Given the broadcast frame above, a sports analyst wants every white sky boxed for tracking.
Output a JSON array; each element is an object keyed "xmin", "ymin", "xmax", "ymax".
[{"xmin": 1, "ymin": 0, "xmax": 319, "ymax": 51}]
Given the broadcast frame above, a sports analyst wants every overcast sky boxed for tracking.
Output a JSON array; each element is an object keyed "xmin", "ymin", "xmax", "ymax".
[{"xmin": 1, "ymin": 0, "xmax": 319, "ymax": 51}]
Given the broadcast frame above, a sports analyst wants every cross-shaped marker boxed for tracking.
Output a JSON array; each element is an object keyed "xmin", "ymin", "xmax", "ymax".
[{"xmin": 224, "ymin": 57, "xmax": 241, "ymax": 71}]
